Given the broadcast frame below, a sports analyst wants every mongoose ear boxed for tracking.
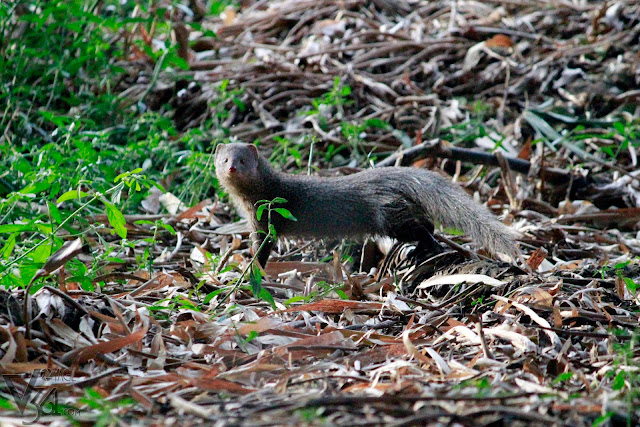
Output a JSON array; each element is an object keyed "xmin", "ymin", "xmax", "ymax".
[
  {"xmin": 215, "ymin": 144, "xmax": 225, "ymax": 156},
  {"xmin": 247, "ymin": 144, "xmax": 258, "ymax": 159}
]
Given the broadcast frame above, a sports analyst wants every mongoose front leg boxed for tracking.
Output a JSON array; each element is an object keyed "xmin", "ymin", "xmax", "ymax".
[{"xmin": 252, "ymin": 231, "xmax": 274, "ymax": 268}]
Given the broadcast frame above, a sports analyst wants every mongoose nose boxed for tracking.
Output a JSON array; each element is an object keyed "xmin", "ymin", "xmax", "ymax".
[{"xmin": 229, "ymin": 166, "xmax": 236, "ymax": 173}]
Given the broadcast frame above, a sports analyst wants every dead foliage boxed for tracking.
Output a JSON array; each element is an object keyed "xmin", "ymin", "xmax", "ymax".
[{"xmin": 2, "ymin": 1, "xmax": 640, "ymax": 425}]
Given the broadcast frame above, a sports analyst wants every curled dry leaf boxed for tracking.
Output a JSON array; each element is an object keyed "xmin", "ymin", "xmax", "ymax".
[
  {"xmin": 30, "ymin": 238, "xmax": 83, "ymax": 285},
  {"xmin": 60, "ymin": 316, "xmax": 149, "ymax": 364}
]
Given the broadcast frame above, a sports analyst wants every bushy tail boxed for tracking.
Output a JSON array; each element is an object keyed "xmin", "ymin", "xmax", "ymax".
[{"xmin": 415, "ymin": 173, "xmax": 520, "ymax": 259}]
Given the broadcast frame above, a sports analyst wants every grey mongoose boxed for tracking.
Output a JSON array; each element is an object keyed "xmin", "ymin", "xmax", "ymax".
[{"xmin": 215, "ymin": 143, "xmax": 519, "ymax": 267}]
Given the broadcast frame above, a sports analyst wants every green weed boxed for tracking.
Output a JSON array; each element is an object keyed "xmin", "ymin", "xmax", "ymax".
[{"xmin": 0, "ymin": 0, "xmax": 228, "ymax": 291}]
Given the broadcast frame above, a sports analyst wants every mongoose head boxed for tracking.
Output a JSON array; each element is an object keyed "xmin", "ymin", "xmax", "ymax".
[{"xmin": 215, "ymin": 143, "xmax": 262, "ymax": 192}]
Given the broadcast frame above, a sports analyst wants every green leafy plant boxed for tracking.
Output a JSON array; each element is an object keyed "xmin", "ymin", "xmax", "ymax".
[
  {"xmin": 455, "ymin": 377, "xmax": 492, "ymax": 398},
  {"xmin": 0, "ymin": 0, "xmax": 225, "ymax": 292},
  {"xmin": 295, "ymin": 407, "xmax": 326, "ymax": 423},
  {"xmin": 602, "ymin": 330, "xmax": 639, "ymax": 426},
  {"xmin": 304, "ymin": 76, "xmax": 353, "ymax": 125},
  {"xmin": 471, "ymin": 295, "xmax": 485, "ymax": 306},
  {"xmin": 599, "ymin": 259, "xmax": 639, "ymax": 295},
  {"xmin": 552, "ymin": 372, "xmax": 573, "ymax": 384},
  {"xmin": 255, "ymin": 197, "xmax": 298, "ymax": 226},
  {"xmin": 600, "ymin": 121, "xmax": 639, "ymax": 160},
  {"xmin": 209, "ymin": 79, "xmax": 246, "ymax": 132},
  {"xmin": 134, "ymin": 218, "xmax": 176, "ymax": 274},
  {"xmin": 214, "ymin": 198, "xmax": 297, "ymax": 310},
  {"xmin": 79, "ymin": 388, "xmax": 137, "ymax": 427},
  {"xmin": 210, "ymin": 1, "xmax": 238, "ymax": 15},
  {"xmin": 282, "ymin": 281, "xmax": 349, "ymax": 307},
  {"xmin": 270, "ymin": 136, "xmax": 305, "ymax": 168},
  {"xmin": 0, "ymin": 172, "xmax": 149, "ymax": 289},
  {"xmin": 235, "ymin": 328, "xmax": 260, "ymax": 352}
]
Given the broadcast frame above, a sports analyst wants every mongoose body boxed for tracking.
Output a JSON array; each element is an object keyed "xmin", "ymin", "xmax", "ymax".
[{"xmin": 215, "ymin": 143, "xmax": 518, "ymax": 266}]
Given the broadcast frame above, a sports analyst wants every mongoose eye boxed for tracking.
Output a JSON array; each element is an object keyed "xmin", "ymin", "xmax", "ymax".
[{"xmin": 224, "ymin": 158, "xmax": 228, "ymax": 163}]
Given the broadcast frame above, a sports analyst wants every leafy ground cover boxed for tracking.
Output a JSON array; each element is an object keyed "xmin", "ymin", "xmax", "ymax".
[{"xmin": 1, "ymin": 0, "xmax": 639, "ymax": 425}]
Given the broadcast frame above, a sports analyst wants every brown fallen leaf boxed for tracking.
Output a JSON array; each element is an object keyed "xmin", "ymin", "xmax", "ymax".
[
  {"xmin": 485, "ymin": 34, "xmax": 515, "ymax": 48},
  {"xmin": 60, "ymin": 318, "xmax": 149, "ymax": 364},
  {"xmin": 189, "ymin": 377, "xmax": 255, "ymax": 395},
  {"xmin": 273, "ymin": 330, "xmax": 356, "ymax": 358},
  {"xmin": 177, "ymin": 199, "xmax": 212, "ymax": 221},
  {"xmin": 278, "ymin": 299, "xmax": 384, "ymax": 314}
]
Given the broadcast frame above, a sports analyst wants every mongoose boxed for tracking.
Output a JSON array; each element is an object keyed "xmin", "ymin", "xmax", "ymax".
[{"xmin": 215, "ymin": 143, "xmax": 519, "ymax": 267}]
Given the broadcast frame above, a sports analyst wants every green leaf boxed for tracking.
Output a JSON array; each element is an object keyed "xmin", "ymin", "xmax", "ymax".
[
  {"xmin": 272, "ymin": 197, "xmax": 287, "ymax": 204},
  {"xmin": 103, "ymin": 257, "xmax": 126, "ymax": 264},
  {"xmin": 19, "ymin": 181, "xmax": 51, "ymax": 195},
  {"xmin": 553, "ymin": 372, "xmax": 573, "ymax": 383},
  {"xmin": 170, "ymin": 55, "xmax": 189, "ymax": 70},
  {"xmin": 48, "ymin": 202, "xmax": 62, "ymax": 224},
  {"xmin": 57, "ymin": 189, "xmax": 90, "ymax": 204},
  {"xmin": 114, "ymin": 168, "xmax": 143, "ymax": 183},
  {"xmin": 592, "ymin": 412, "xmax": 613, "ymax": 427},
  {"xmin": 81, "ymin": 389, "xmax": 104, "ymax": 408},
  {"xmin": 35, "ymin": 223, "xmax": 53, "ymax": 234},
  {"xmin": 31, "ymin": 242, "xmax": 52, "ymax": 264},
  {"xmin": 249, "ymin": 265, "xmax": 262, "ymax": 297},
  {"xmin": 245, "ymin": 330, "xmax": 259, "ymax": 342},
  {"xmin": 599, "ymin": 146, "xmax": 615, "ymax": 158},
  {"xmin": 232, "ymin": 97, "xmax": 245, "ymax": 112},
  {"xmin": 335, "ymin": 289, "xmax": 349, "ymax": 300},
  {"xmin": 623, "ymin": 277, "xmax": 637, "ymax": 293},
  {"xmin": 0, "ymin": 233, "xmax": 17, "ymax": 259},
  {"xmin": 274, "ymin": 208, "xmax": 297, "ymax": 221},
  {"xmin": 204, "ymin": 288, "xmax": 226, "ymax": 304},
  {"xmin": 105, "ymin": 202, "xmax": 127, "ymax": 239},
  {"xmin": 0, "ymin": 397, "xmax": 15, "ymax": 410},
  {"xmin": 0, "ymin": 224, "xmax": 36, "ymax": 233},
  {"xmin": 178, "ymin": 299, "xmax": 198, "ymax": 310},
  {"xmin": 148, "ymin": 179, "xmax": 166, "ymax": 192},
  {"xmin": 38, "ymin": 111, "xmax": 73, "ymax": 127},
  {"xmin": 283, "ymin": 295, "xmax": 307, "ymax": 306},
  {"xmin": 158, "ymin": 223, "xmax": 176, "ymax": 235},
  {"xmin": 523, "ymin": 110, "xmax": 562, "ymax": 143},
  {"xmin": 612, "ymin": 371, "xmax": 626, "ymax": 390},
  {"xmin": 256, "ymin": 204, "xmax": 267, "ymax": 221},
  {"xmin": 364, "ymin": 118, "xmax": 390, "ymax": 130},
  {"xmin": 67, "ymin": 274, "xmax": 95, "ymax": 292},
  {"xmin": 258, "ymin": 288, "xmax": 276, "ymax": 310}
]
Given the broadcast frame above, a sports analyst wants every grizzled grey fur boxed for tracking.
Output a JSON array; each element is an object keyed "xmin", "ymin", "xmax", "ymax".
[{"xmin": 215, "ymin": 143, "xmax": 519, "ymax": 267}]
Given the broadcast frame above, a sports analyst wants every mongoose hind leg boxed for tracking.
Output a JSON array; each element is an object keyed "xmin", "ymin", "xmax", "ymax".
[
  {"xmin": 412, "ymin": 232, "xmax": 445, "ymax": 260},
  {"xmin": 385, "ymin": 206, "xmax": 445, "ymax": 261}
]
